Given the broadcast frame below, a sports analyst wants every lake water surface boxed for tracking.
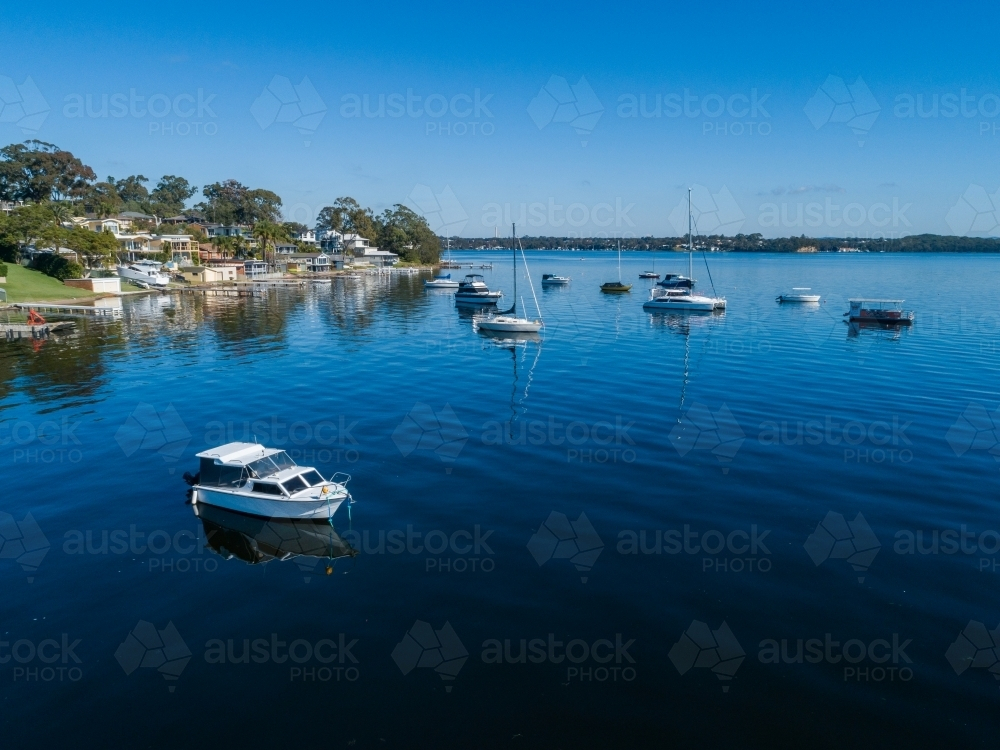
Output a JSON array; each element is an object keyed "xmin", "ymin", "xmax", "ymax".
[{"xmin": 3, "ymin": 251, "xmax": 1000, "ymax": 748}]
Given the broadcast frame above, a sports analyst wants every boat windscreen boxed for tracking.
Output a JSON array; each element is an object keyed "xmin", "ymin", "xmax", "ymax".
[
  {"xmin": 301, "ymin": 469, "xmax": 324, "ymax": 486},
  {"xmin": 281, "ymin": 475, "xmax": 308, "ymax": 495},
  {"xmin": 246, "ymin": 451, "xmax": 296, "ymax": 478}
]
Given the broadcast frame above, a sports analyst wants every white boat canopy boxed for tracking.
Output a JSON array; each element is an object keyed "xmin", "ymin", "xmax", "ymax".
[
  {"xmin": 196, "ymin": 442, "xmax": 283, "ymax": 465},
  {"xmin": 849, "ymin": 298, "xmax": 905, "ymax": 303}
]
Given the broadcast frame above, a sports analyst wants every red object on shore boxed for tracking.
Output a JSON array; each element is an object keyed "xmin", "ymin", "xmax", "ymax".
[{"xmin": 27, "ymin": 309, "xmax": 46, "ymax": 326}]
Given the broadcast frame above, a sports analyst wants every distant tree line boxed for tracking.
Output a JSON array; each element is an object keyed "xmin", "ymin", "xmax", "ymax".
[{"xmin": 444, "ymin": 233, "xmax": 1000, "ymax": 252}]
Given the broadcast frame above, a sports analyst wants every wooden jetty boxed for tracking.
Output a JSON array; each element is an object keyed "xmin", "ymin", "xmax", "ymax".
[
  {"xmin": 3, "ymin": 321, "xmax": 76, "ymax": 340},
  {"xmin": 13, "ymin": 303, "xmax": 123, "ymax": 319}
]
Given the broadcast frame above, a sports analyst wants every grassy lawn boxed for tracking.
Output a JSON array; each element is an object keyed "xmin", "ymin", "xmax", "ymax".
[{"xmin": 0, "ymin": 264, "xmax": 98, "ymax": 303}]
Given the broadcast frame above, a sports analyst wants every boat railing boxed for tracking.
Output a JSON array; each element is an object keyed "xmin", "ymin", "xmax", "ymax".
[{"xmin": 330, "ymin": 472, "xmax": 352, "ymax": 486}]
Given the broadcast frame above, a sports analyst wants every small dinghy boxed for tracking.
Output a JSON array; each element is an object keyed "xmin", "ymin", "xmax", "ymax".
[{"xmin": 184, "ymin": 442, "xmax": 352, "ymax": 520}]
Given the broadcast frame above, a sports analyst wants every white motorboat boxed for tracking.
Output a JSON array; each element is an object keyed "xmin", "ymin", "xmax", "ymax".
[
  {"xmin": 541, "ymin": 274, "xmax": 570, "ymax": 285},
  {"xmin": 639, "ymin": 272, "xmax": 660, "ymax": 279},
  {"xmin": 777, "ymin": 288, "xmax": 821, "ymax": 303},
  {"xmin": 117, "ymin": 261, "xmax": 170, "ymax": 288},
  {"xmin": 455, "ymin": 274, "xmax": 502, "ymax": 303},
  {"xmin": 425, "ymin": 272, "xmax": 459, "ymax": 289},
  {"xmin": 184, "ymin": 442, "xmax": 352, "ymax": 520},
  {"xmin": 476, "ymin": 224, "xmax": 543, "ymax": 333},
  {"xmin": 643, "ymin": 287, "xmax": 720, "ymax": 311}
]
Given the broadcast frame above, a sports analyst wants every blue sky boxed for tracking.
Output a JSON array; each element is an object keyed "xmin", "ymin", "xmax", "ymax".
[{"xmin": 2, "ymin": 1, "xmax": 1000, "ymax": 238}]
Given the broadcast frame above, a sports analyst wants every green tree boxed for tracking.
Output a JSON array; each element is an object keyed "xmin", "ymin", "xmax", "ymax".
[
  {"xmin": 66, "ymin": 227, "xmax": 117, "ymax": 269},
  {"xmin": 151, "ymin": 175, "xmax": 197, "ymax": 216},
  {"xmin": 377, "ymin": 204, "xmax": 440, "ymax": 263},
  {"xmin": 198, "ymin": 180, "xmax": 282, "ymax": 225},
  {"xmin": 0, "ymin": 141, "xmax": 96, "ymax": 201},
  {"xmin": 112, "ymin": 175, "xmax": 150, "ymax": 206}
]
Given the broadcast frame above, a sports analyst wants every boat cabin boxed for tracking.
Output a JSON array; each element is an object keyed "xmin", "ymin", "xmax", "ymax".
[
  {"xmin": 847, "ymin": 298, "xmax": 914, "ymax": 324},
  {"xmin": 195, "ymin": 442, "xmax": 325, "ymax": 496}
]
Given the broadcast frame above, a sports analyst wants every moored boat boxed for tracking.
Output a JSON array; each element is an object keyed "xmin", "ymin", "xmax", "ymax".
[
  {"xmin": 425, "ymin": 272, "xmax": 459, "ymax": 288},
  {"xmin": 184, "ymin": 442, "xmax": 352, "ymax": 520},
  {"xmin": 845, "ymin": 299, "xmax": 914, "ymax": 324},
  {"xmin": 639, "ymin": 272, "xmax": 660, "ymax": 279},
  {"xmin": 643, "ymin": 287, "xmax": 721, "ymax": 311},
  {"xmin": 777, "ymin": 288, "xmax": 821, "ymax": 303},
  {"xmin": 455, "ymin": 274, "xmax": 502, "ymax": 303},
  {"xmin": 541, "ymin": 274, "xmax": 570, "ymax": 285},
  {"xmin": 476, "ymin": 224, "xmax": 543, "ymax": 333}
]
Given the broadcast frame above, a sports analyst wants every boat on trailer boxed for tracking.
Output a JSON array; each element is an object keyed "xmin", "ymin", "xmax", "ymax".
[
  {"xmin": 845, "ymin": 299, "xmax": 914, "ymax": 325},
  {"xmin": 185, "ymin": 442, "xmax": 352, "ymax": 520}
]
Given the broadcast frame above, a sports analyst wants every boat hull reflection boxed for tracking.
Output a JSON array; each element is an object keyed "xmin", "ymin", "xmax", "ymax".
[{"xmin": 194, "ymin": 503, "xmax": 357, "ymax": 566}]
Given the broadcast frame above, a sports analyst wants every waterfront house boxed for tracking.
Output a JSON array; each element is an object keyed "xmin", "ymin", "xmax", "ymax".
[
  {"xmin": 243, "ymin": 260, "xmax": 268, "ymax": 279},
  {"xmin": 279, "ymin": 252, "xmax": 339, "ymax": 273}
]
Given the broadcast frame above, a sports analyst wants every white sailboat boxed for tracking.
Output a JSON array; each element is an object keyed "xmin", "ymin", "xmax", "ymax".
[
  {"xmin": 476, "ymin": 224, "xmax": 543, "ymax": 333},
  {"xmin": 644, "ymin": 188, "xmax": 726, "ymax": 312}
]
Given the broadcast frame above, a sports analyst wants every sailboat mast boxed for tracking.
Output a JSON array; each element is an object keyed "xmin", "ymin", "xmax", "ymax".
[
  {"xmin": 618, "ymin": 239, "xmax": 622, "ymax": 281},
  {"xmin": 511, "ymin": 223, "xmax": 517, "ymax": 315},
  {"xmin": 688, "ymin": 187, "xmax": 693, "ymax": 282}
]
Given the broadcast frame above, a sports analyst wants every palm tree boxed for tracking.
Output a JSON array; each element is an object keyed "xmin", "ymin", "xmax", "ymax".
[
  {"xmin": 252, "ymin": 220, "xmax": 289, "ymax": 270},
  {"xmin": 46, "ymin": 201, "xmax": 71, "ymax": 228},
  {"xmin": 211, "ymin": 234, "xmax": 236, "ymax": 260}
]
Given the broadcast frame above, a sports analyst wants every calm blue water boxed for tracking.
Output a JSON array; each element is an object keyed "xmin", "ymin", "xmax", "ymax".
[{"xmin": 3, "ymin": 251, "xmax": 1000, "ymax": 748}]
